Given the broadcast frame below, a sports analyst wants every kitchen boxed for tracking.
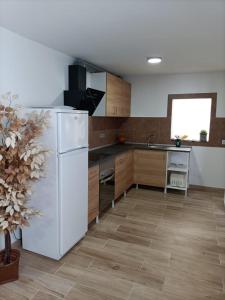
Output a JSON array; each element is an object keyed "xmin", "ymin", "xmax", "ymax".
[{"xmin": 0, "ymin": 1, "xmax": 225, "ymax": 299}]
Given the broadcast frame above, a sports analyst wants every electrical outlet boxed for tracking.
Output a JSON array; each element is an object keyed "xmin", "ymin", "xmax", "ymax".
[
  {"xmin": 99, "ymin": 132, "xmax": 106, "ymax": 139},
  {"xmin": 222, "ymin": 140, "xmax": 225, "ymax": 145}
]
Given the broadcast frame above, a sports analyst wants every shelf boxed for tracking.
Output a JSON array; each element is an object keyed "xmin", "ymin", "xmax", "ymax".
[
  {"xmin": 167, "ymin": 167, "xmax": 188, "ymax": 172},
  {"xmin": 166, "ymin": 184, "xmax": 187, "ymax": 191},
  {"xmin": 165, "ymin": 151, "xmax": 190, "ymax": 195}
]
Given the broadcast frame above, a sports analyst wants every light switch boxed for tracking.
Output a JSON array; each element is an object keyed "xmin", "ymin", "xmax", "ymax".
[{"xmin": 222, "ymin": 140, "xmax": 225, "ymax": 145}]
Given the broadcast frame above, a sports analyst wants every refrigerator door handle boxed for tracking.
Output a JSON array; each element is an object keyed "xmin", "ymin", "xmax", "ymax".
[{"xmin": 58, "ymin": 146, "xmax": 88, "ymax": 155}]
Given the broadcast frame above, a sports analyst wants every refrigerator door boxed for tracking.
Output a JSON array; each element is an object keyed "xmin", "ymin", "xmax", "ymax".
[
  {"xmin": 22, "ymin": 111, "xmax": 61, "ymax": 259},
  {"xmin": 58, "ymin": 112, "xmax": 88, "ymax": 153},
  {"xmin": 58, "ymin": 148, "xmax": 88, "ymax": 256}
]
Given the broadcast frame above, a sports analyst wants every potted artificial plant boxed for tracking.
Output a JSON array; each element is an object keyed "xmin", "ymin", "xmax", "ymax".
[
  {"xmin": 0, "ymin": 92, "xmax": 48, "ymax": 284},
  {"xmin": 200, "ymin": 130, "xmax": 207, "ymax": 142},
  {"xmin": 174, "ymin": 135, "xmax": 188, "ymax": 147}
]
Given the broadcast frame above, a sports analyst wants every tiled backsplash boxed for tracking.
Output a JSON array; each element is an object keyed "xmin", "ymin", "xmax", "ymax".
[
  {"xmin": 119, "ymin": 117, "xmax": 225, "ymax": 147},
  {"xmin": 89, "ymin": 116, "xmax": 225, "ymax": 149},
  {"xmin": 89, "ymin": 117, "xmax": 125, "ymax": 149},
  {"xmin": 119, "ymin": 117, "xmax": 171, "ymax": 144}
]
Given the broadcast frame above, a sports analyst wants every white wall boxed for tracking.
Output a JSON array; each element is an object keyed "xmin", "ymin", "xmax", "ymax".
[
  {"xmin": 0, "ymin": 27, "xmax": 74, "ymax": 249},
  {"xmin": 0, "ymin": 26, "xmax": 74, "ymax": 106},
  {"xmin": 190, "ymin": 147, "xmax": 225, "ymax": 188},
  {"xmin": 126, "ymin": 72, "xmax": 225, "ymax": 189},
  {"xmin": 127, "ymin": 72, "xmax": 225, "ymax": 118}
]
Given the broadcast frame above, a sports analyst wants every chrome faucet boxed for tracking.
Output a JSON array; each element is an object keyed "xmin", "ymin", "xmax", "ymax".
[{"xmin": 147, "ymin": 134, "xmax": 155, "ymax": 147}]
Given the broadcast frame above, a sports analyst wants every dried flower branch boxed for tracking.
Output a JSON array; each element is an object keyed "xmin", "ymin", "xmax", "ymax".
[{"xmin": 0, "ymin": 92, "xmax": 49, "ymax": 233}]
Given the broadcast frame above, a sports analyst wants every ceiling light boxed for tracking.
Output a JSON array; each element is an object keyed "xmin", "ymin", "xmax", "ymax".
[{"xmin": 147, "ymin": 57, "xmax": 162, "ymax": 64}]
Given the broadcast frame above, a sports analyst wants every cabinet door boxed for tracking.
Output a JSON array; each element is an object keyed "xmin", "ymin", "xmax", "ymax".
[
  {"xmin": 116, "ymin": 80, "xmax": 131, "ymax": 117},
  {"xmin": 107, "ymin": 103, "xmax": 118, "ymax": 116},
  {"xmin": 88, "ymin": 165, "xmax": 99, "ymax": 223},
  {"xmin": 121, "ymin": 80, "xmax": 131, "ymax": 117},
  {"xmin": 106, "ymin": 73, "xmax": 120, "ymax": 116},
  {"xmin": 126, "ymin": 150, "xmax": 133, "ymax": 189},
  {"xmin": 133, "ymin": 150, "xmax": 166, "ymax": 188},
  {"xmin": 106, "ymin": 73, "xmax": 131, "ymax": 117},
  {"xmin": 115, "ymin": 151, "xmax": 133, "ymax": 199},
  {"xmin": 115, "ymin": 153, "xmax": 128, "ymax": 199}
]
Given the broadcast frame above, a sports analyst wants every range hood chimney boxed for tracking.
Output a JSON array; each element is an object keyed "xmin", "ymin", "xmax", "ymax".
[
  {"xmin": 69, "ymin": 65, "xmax": 86, "ymax": 91},
  {"xmin": 64, "ymin": 64, "xmax": 105, "ymax": 116}
]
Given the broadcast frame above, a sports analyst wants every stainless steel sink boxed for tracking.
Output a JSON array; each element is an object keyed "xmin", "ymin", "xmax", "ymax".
[{"xmin": 147, "ymin": 144, "xmax": 170, "ymax": 149}]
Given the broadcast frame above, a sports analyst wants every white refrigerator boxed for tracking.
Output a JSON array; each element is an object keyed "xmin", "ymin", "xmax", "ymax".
[{"xmin": 22, "ymin": 107, "xmax": 88, "ymax": 260}]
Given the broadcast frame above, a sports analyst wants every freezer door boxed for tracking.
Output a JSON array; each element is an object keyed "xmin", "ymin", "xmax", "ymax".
[
  {"xmin": 58, "ymin": 148, "xmax": 88, "ymax": 256},
  {"xmin": 58, "ymin": 112, "xmax": 88, "ymax": 153}
]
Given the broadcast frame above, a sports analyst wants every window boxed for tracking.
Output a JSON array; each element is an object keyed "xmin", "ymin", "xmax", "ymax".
[{"xmin": 168, "ymin": 93, "xmax": 216, "ymax": 142}]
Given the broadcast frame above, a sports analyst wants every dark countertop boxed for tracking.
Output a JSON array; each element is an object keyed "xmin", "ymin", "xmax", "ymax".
[
  {"xmin": 88, "ymin": 143, "xmax": 192, "ymax": 168},
  {"xmin": 89, "ymin": 144, "xmax": 132, "ymax": 167}
]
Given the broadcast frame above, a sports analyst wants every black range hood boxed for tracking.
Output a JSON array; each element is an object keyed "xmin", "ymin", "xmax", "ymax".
[{"xmin": 64, "ymin": 65, "xmax": 105, "ymax": 116}]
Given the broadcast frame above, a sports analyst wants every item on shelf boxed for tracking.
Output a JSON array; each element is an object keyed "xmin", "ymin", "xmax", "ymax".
[
  {"xmin": 200, "ymin": 130, "xmax": 207, "ymax": 142},
  {"xmin": 170, "ymin": 173, "xmax": 186, "ymax": 187},
  {"xmin": 169, "ymin": 163, "xmax": 186, "ymax": 170},
  {"xmin": 175, "ymin": 138, "xmax": 181, "ymax": 147},
  {"xmin": 117, "ymin": 134, "xmax": 126, "ymax": 144},
  {"xmin": 169, "ymin": 163, "xmax": 177, "ymax": 167},
  {"xmin": 174, "ymin": 134, "xmax": 188, "ymax": 147},
  {"xmin": 177, "ymin": 163, "xmax": 185, "ymax": 167}
]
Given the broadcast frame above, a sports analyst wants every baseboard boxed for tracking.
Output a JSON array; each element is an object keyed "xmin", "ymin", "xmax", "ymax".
[{"xmin": 189, "ymin": 184, "xmax": 225, "ymax": 193}]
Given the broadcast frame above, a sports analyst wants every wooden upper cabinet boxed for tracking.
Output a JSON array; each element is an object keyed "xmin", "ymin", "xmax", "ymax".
[
  {"xmin": 122, "ymin": 80, "xmax": 131, "ymax": 116},
  {"xmin": 92, "ymin": 72, "xmax": 131, "ymax": 117},
  {"xmin": 106, "ymin": 73, "xmax": 131, "ymax": 117},
  {"xmin": 133, "ymin": 150, "xmax": 166, "ymax": 188}
]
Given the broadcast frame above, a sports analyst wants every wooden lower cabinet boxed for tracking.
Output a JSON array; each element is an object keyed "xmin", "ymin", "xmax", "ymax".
[
  {"xmin": 133, "ymin": 150, "xmax": 166, "ymax": 188},
  {"xmin": 126, "ymin": 151, "xmax": 133, "ymax": 189},
  {"xmin": 88, "ymin": 165, "xmax": 99, "ymax": 224},
  {"xmin": 115, "ymin": 151, "xmax": 133, "ymax": 199},
  {"xmin": 88, "ymin": 150, "xmax": 166, "ymax": 219}
]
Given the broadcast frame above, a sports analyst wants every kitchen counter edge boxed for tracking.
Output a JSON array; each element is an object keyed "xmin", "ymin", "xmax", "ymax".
[{"xmin": 88, "ymin": 143, "xmax": 192, "ymax": 168}]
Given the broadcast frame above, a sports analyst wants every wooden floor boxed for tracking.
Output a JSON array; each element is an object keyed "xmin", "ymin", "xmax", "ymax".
[{"xmin": 1, "ymin": 187, "xmax": 225, "ymax": 300}]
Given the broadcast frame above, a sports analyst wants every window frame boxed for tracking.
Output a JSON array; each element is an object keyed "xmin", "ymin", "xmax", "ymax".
[{"xmin": 167, "ymin": 93, "xmax": 217, "ymax": 143}]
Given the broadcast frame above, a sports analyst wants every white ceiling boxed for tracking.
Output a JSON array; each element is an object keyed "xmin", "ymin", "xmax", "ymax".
[{"xmin": 0, "ymin": 0, "xmax": 225, "ymax": 76}]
